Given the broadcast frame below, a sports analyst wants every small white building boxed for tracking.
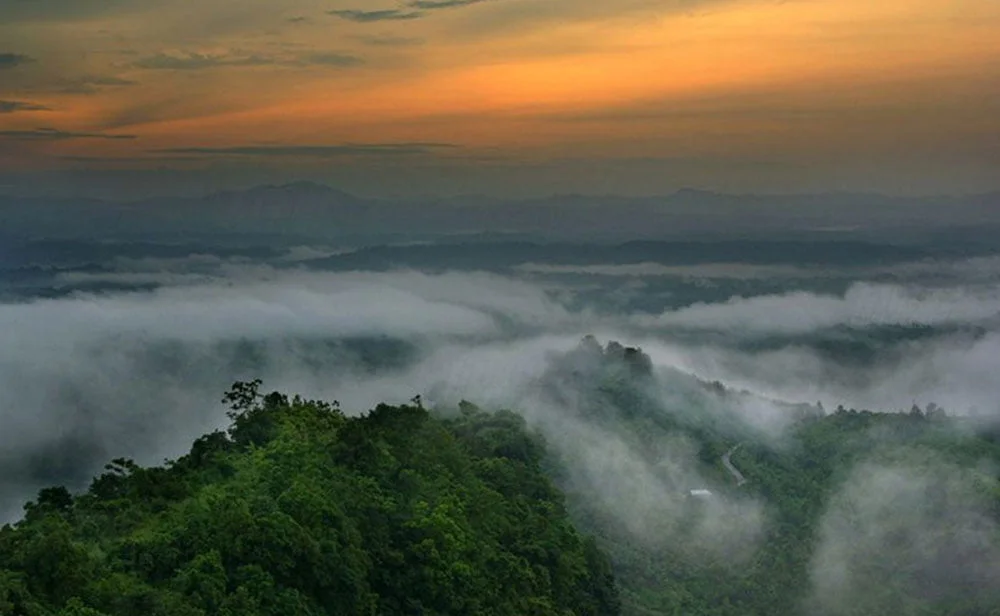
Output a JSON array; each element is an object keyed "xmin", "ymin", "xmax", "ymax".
[{"xmin": 688, "ymin": 489, "xmax": 713, "ymax": 498}]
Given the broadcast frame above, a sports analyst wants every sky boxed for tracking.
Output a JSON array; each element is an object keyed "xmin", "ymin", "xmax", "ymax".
[{"xmin": 1, "ymin": 0, "xmax": 999, "ymax": 197}]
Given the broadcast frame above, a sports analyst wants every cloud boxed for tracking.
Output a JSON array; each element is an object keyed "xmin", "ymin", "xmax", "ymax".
[
  {"xmin": 355, "ymin": 35, "xmax": 425, "ymax": 47},
  {"xmin": 0, "ymin": 53, "xmax": 33, "ymax": 69},
  {"xmin": 58, "ymin": 75, "xmax": 138, "ymax": 94},
  {"xmin": 329, "ymin": 9, "xmax": 424, "ymax": 22},
  {"xmin": 409, "ymin": 0, "xmax": 491, "ymax": 9},
  {"xmin": 58, "ymin": 155, "xmax": 206, "ymax": 164},
  {"xmin": 646, "ymin": 282, "xmax": 1000, "ymax": 335},
  {"xmin": 668, "ymin": 328, "xmax": 1000, "ymax": 427},
  {"xmin": 413, "ymin": 334, "xmax": 768, "ymax": 557},
  {"xmin": 634, "ymin": 270, "xmax": 1000, "ymax": 419},
  {"xmin": 328, "ymin": 0, "xmax": 489, "ymax": 22},
  {"xmin": 74, "ymin": 76, "xmax": 136, "ymax": 86},
  {"xmin": 133, "ymin": 52, "xmax": 275, "ymax": 70},
  {"xmin": 11, "ymin": 271, "xmax": 514, "ymax": 343},
  {"xmin": 0, "ymin": 269, "xmax": 539, "ymax": 514},
  {"xmin": 4, "ymin": 254, "xmax": 775, "ymax": 549},
  {"xmin": 0, "ymin": 127, "xmax": 137, "ymax": 141},
  {"xmin": 133, "ymin": 50, "xmax": 364, "ymax": 70},
  {"xmin": 0, "ymin": 100, "xmax": 51, "ymax": 114},
  {"xmin": 516, "ymin": 262, "xmax": 822, "ymax": 279},
  {"xmin": 1, "ymin": 255, "xmax": 999, "ymax": 569},
  {"xmin": 0, "ymin": 268, "xmax": 576, "ymax": 518},
  {"xmin": 153, "ymin": 142, "xmax": 458, "ymax": 158},
  {"xmin": 808, "ymin": 458, "xmax": 1000, "ymax": 615},
  {"xmin": 300, "ymin": 52, "xmax": 365, "ymax": 67}
]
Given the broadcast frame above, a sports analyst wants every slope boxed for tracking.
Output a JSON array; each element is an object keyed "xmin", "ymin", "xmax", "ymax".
[{"xmin": 0, "ymin": 382, "xmax": 620, "ymax": 616}]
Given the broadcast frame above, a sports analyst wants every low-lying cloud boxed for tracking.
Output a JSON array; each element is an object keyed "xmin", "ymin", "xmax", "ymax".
[
  {"xmin": 0, "ymin": 270, "xmax": 556, "ymax": 519},
  {"xmin": 517, "ymin": 261, "xmax": 822, "ymax": 279},
  {"xmin": 0, "ymin": 266, "xmax": 762, "ymax": 540},
  {"xmin": 808, "ymin": 457, "xmax": 1000, "ymax": 614},
  {"xmin": 2, "ymin": 262, "xmax": 999, "ymax": 534},
  {"xmin": 646, "ymin": 282, "xmax": 1000, "ymax": 334}
]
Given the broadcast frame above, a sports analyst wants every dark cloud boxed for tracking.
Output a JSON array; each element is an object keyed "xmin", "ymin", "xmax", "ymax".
[
  {"xmin": 58, "ymin": 75, "xmax": 138, "ymax": 94},
  {"xmin": 133, "ymin": 52, "xmax": 274, "ymax": 70},
  {"xmin": 133, "ymin": 51, "xmax": 364, "ymax": 70},
  {"xmin": 0, "ymin": 53, "xmax": 33, "ymax": 69},
  {"xmin": 301, "ymin": 52, "xmax": 365, "ymax": 67},
  {"xmin": 286, "ymin": 16, "xmax": 309, "ymax": 23},
  {"xmin": 80, "ymin": 76, "xmax": 135, "ymax": 86},
  {"xmin": 59, "ymin": 155, "xmax": 206, "ymax": 163},
  {"xmin": 153, "ymin": 142, "xmax": 459, "ymax": 158},
  {"xmin": 329, "ymin": 9, "xmax": 424, "ymax": 22},
  {"xmin": 0, "ymin": 128, "xmax": 137, "ymax": 141},
  {"xmin": 0, "ymin": 101, "xmax": 51, "ymax": 113},
  {"xmin": 356, "ymin": 35, "xmax": 425, "ymax": 46},
  {"xmin": 329, "ymin": 0, "xmax": 488, "ymax": 22},
  {"xmin": 409, "ymin": 0, "xmax": 489, "ymax": 8}
]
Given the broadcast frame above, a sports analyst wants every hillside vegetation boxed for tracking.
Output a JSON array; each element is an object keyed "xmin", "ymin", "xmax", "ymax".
[
  {"xmin": 0, "ymin": 381, "xmax": 619, "ymax": 616},
  {"xmin": 550, "ymin": 340, "xmax": 1000, "ymax": 616}
]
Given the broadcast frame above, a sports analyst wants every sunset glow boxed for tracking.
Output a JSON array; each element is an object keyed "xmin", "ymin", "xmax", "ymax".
[{"xmin": 2, "ymin": 0, "xmax": 998, "ymax": 195}]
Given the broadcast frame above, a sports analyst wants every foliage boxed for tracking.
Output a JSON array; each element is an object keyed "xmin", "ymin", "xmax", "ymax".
[
  {"xmin": 0, "ymin": 383, "xmax": 620, "ymax": 616},
  {"xmin": 551, "ymin": 346, "xmax": 1000, "ymax": 616}
]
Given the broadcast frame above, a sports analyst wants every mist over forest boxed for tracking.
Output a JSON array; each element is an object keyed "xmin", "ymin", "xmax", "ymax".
[{"xmin": 2, "ymin": 206, "xmax": 1000, "ymax": 614}]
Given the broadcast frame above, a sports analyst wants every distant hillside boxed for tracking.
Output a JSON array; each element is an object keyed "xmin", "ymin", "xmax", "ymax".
[
  {"xmin": 301, "ymin": 239, "xmax": 936, "ymax": 272},
  {"xmin": 532, "ymin": 339, "xmax": 1000, "ymax": 616},
  {"xmin": 2, "ymin": 183, "xmax": 999, "ymax": 244}
]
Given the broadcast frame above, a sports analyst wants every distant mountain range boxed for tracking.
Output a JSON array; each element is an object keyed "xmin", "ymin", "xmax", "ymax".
[{"xmin": 2, "ymin": 181, "xmax": 998, "ymax": 245}]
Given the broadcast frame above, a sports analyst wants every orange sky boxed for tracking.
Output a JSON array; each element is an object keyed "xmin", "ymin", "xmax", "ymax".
[{"xmin": 1, "ymin": 0, "xmax": 998, "ymax": 195}]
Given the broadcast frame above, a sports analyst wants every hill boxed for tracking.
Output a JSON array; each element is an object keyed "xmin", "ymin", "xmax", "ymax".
[
  {"xmin": 3, "ymin": 183, "xmax": 999, "ymax": 244},
  {"xmin": 0, "ymin": 382, "xmax": 619, "ymax": 616},
  {"xmin": 534, "ymin": 339, "xmax": 1000, "ymax": 616}
]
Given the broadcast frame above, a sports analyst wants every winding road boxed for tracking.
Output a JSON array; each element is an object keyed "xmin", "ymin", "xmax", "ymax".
[{"xmin": 722, "ymin": 443, "xmax": 747, "ymax": 487}]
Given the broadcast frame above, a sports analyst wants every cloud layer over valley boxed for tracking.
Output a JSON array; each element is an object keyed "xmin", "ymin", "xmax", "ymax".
[{"xmin": 1, "ymin": 255, "xmax": 999, "ymax": 580}]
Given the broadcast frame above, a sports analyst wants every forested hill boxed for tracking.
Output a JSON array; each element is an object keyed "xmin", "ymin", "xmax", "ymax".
[
  {"xmin": 0, "ymin": 382, "xmax": 620, "ymax": 616},
  {"xmin": 545, "ymin": 340, "xmax": 1000, "ymax": 616}
]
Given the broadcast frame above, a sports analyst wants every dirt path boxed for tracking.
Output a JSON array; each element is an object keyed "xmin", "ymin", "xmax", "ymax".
[{"xmin": 722, "ymin": 443, "xmax": 747, "ymax": 486}]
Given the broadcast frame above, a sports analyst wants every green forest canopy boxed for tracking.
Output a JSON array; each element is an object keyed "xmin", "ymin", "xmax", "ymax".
[{"xmin": 0, "ymin": 380, "xmax": 619, "ymax": 616}]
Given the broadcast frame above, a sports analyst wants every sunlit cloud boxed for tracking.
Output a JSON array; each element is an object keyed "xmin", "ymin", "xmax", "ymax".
[
  {"xmin": 0, "ymin": 52, "xmax": 33, "ymax": 69},
  {"xmin": 0, "ymin": 100, "xmax": 51, "ymax": 113},
  {"xmin": 153, "ymin": 142, "xmax": 459, "ymax": 158},
  {"xmin": 0, "ymin": 0, "xmax": 997, "ymax": 194},
  {"xmin": 0, "ymin": 127, "xmax": 137, "ymax": 141},
  {"xmin": 328, "ymin": 9, "xmax": 424, "ymax": 22}
]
